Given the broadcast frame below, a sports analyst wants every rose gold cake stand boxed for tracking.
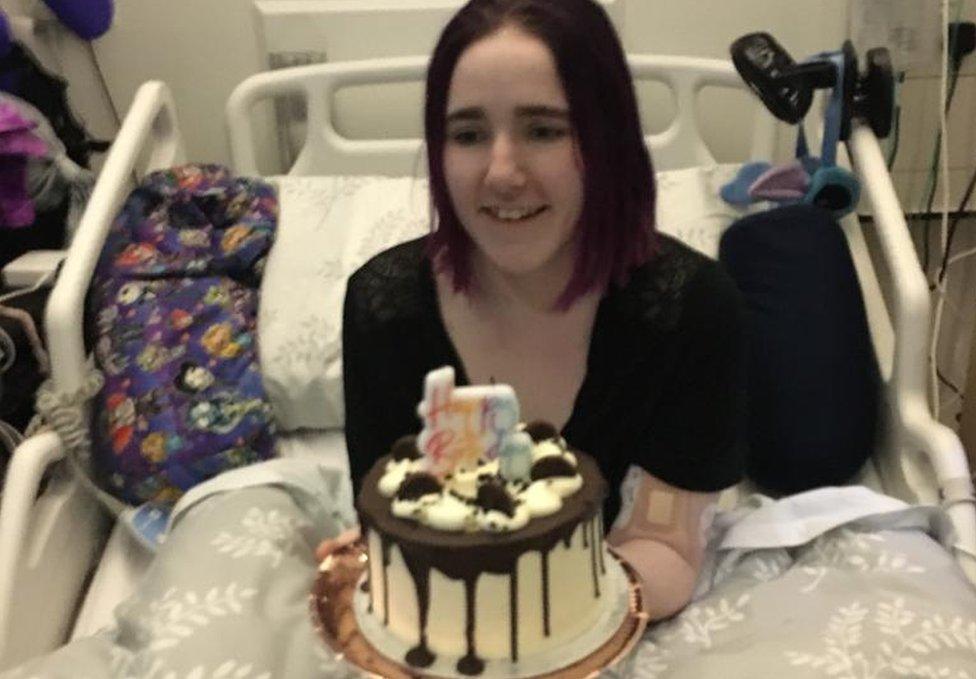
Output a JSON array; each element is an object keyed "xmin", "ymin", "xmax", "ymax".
[{"xmin": 310, "ymin": 540, "xmax": 648, "ymax": 679}]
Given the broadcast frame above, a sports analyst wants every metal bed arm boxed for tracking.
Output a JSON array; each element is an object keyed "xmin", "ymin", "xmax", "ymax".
[
  {"xmin": 847, "ymin": 125, "xmax": 976, "ymax": 583},
  {"xmin": 225, "ymin": 55, "xmax": 777, "ymax": 177},
  {"xmin": 0, "ymin": 432, "xmax": 108, "ymax": 670},
  {"xmin": 45, "ymin": 81, "xmax": 186, "ymax": 399},
  {"xmin": 0, "ymin": 81, "xmax": 187, "ymax": 670}
]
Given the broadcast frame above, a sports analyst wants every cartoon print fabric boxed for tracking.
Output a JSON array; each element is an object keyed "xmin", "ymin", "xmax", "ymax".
[{"xmin": 89, "ymin": 164, "xmax": 277, "ymax": 505}]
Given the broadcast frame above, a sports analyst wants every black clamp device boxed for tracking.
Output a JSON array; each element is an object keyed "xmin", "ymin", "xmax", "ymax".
[{"xmin": 730, "ymin": 32, "xmax": 894, "ymax": 140}]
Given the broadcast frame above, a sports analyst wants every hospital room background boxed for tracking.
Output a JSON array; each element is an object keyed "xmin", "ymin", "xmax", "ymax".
[
  {"xmin": 1, "ymin": 0, "xmax": 976, "ymax": 676},
  {"xmin": 3, "ymin": 0, "xmax": 976, "ymax": 430}
]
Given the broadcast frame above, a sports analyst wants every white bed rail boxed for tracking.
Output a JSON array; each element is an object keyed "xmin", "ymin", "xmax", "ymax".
[
  {"xmin": 46, "ymin": 81, "xmax": 186, "ymax": 398},
  {"xmin": 227, "ymin": 57, "xmax": 427, "ymax": 178},
  {"xmin": 226, "ymin": 55, "xmax": 776, "ymax": 176},
  {"xmin": 226, "ymin": 56, "xmax": 974, "ymax": 584},
  {"xmin": 0, "ymin": 81, "xmax": 186, "ymax": 669},
  {"xmin": 847, "ymin": 126, "xmax": 976, "ymax": 581},
  {"xmin": 0, "ymin": 433, "xmax": 109, "ymax": 670}
]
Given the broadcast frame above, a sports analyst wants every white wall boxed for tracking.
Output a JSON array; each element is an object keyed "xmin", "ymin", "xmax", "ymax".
[
  {"xmin": 77, "ymin": 0, "xmax": 975, "ymax": 210},
  {"xmin": 0, "ymin": 0, "xmax": 119, "ymax": 170},
  {"xmin": 880, "ymin": 0, "xmax": 976, "ymax": 428},
  {"xmin": 623, "ymin": 0, "xmax": 975, "ymax": 213},
  {"xmin": 888, "ymin": 0, "xmax": 976, "ymax": 213},
  {"xmin": 3, "ymin": 0, "xmax": 974, "ymax": 427},
  {"xmin": 89, "ymin": 0, "xmax": 273, "ymax": 169},
  {"xmin": 621, "ymin": 0, "xmax": 850, "ymax": 163}
]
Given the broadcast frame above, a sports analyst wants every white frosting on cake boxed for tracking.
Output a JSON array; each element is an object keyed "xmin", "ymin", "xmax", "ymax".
[
  {"xmin": 379, "ymin": 437, "xmax": 583, "ymax": 533},
  {"xmin": 363, "ymin": 517, "xmax": 614, "ymax": 666}
]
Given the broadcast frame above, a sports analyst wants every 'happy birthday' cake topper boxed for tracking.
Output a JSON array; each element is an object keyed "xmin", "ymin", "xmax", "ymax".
[{"xmin": 416, "ymin": 366, "xmax": 520, "ymax": 477}]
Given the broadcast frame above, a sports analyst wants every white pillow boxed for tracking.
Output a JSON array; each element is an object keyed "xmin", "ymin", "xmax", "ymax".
[
  {"xmin": 258, "ymin": 165, "xmax": 753, "ymax": 431},
  {"xmin": 258, "ymin": 176, "xmax": 429, "ymax": 430},
  {"xmin": 655, "ymin": 163, "xmax": 756, "ymax": 259}
]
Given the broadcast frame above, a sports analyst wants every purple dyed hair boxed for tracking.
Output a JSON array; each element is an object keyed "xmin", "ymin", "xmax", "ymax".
[{"xmin": 424, "ymin": 0, "xmax": 657, "ymax": 309}]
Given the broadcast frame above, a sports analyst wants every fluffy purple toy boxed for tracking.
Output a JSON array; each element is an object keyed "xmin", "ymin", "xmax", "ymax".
[
  {"xmin": 0, "ymin": 12, "xmax": 11, "ymax": 58},
  {"xmin": 41, "ymin": 0, "xmax": 114, "ymax": 40}
]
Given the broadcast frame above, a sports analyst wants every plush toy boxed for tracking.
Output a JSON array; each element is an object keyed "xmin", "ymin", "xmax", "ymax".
[
  {"xmin": 722, "ymin": 49, "xmax": 862, "ymax": 219},
  {"xmin": 40, "ymin": 0, "xmax": 114, "ymax": 40},
  {"xmin": 0, "ymin": 12, "xmax": 11, "ymax": 58}
]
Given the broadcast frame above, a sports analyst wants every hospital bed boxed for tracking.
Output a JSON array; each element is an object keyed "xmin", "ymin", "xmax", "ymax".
[{"xmin": 1, "ymin": 52, "xmax": 975, "ymax": 674}]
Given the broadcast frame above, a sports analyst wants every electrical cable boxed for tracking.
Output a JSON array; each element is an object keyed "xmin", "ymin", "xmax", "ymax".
[
  {"xmin": 920, "ymin": 73, "xmax": 962, "ymax": 278},
  {"xmin": 0, "ymin": 267, "xmax": 58, "ymax": 377},
  {"xmin": 929, "ymin": 0, "xmax": 951, "ymax": 419},
  {"xmin": 946, "ymin": 243, "xmax": 976, "ymax": 269},
  {"xmin": 886, "ymin": 73, "xmax": 904, "ymax": 170},
  {"xmin": 938, "ymin": 166, "xmax": 976, "ymax": 281},
  {"xmin": 0, "ymin": 305, "xmax": 50, "ymax": 375},
  {"xmin": 929, "ymin": 4, "xmax": 976, "ymax": 419},
  {"xmin": 85, "ymin": 40, "xmax": 121, "ymax": 129},
  {"xmin": 0, "ymin": 326, "xmax": 14, "ymax": 374},
  {"xmin": 920, "ymin": 0, "xmax": 966, "ymax": 280},
  {"xmin": 0, "ymin": 420, "xmax": 24, "ymax": 451},
  {"xmin": 938, "ymin": 367, "xmax": 964, "ymax": 397},
  {"xmin": 0, "ymin": 265, "xmax": 60, "ymax": 305}
]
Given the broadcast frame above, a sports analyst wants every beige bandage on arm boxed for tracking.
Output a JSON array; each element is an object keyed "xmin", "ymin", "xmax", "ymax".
[{"xmin": 607, "ymin": 468, "xmax": 719, "ymax": 619}]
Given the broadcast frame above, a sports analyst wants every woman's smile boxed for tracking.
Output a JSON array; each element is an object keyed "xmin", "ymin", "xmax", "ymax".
[{"xmin": 479, "ymin": 205, "xmax": 550, "ymax": 222}]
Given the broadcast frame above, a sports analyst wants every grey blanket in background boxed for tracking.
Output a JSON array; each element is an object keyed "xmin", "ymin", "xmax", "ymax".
[{"xmin": 4, "ymin": 463, "xmax": 975, "ymax": 679}]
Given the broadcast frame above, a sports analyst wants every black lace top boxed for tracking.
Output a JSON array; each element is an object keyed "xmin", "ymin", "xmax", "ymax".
[{"xmin": 342, "ymin": 235, "xmax": 746, "ymax": 528}]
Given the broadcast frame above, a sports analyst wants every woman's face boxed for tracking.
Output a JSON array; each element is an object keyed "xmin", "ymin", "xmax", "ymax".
[{"xmin": 443, "ymin": 25, "xmax": 584, "ymax": 284}]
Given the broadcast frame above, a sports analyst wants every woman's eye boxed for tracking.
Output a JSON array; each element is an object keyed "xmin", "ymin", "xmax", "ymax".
[
  {"xmin": 449, "ymin": 128, "xmax": 487, "ymax": 145},
  {"xmin": 527, "ymin": 124, "xmax": 568, "ymax": 141}
]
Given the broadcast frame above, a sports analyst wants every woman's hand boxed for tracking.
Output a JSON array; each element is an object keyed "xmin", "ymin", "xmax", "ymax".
[
  {"xmin": 315, "ymin": 525, "xmax": 362, "ymax": 562},
  {"xmin": 606, "ymin": 468, "xmax": 719, "ymax": 620},
  {"xmin": 608, "ymin": 537, "xmax": 698, "ymax": 620}
]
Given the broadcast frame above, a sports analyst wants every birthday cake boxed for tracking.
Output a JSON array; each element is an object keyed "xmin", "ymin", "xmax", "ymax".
[{"xmin": 355, "ymin": 367, "xmax": 613, "ymax": 676}]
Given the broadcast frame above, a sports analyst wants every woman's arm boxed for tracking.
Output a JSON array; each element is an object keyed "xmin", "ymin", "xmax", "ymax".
[
  {"xmin": 604, "ymin": 259, "xmax": 744, "ymax": 618},
  {"xmin": 606, "ymin": 467, "xmax": 718, "ymax": 620}
]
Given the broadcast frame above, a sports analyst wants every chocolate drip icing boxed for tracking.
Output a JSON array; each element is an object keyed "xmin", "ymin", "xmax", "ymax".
[
  {"xmin": 589, "ymin": 518, "xmax": 600, "ymax": 598},
  {"xmin": 357, "ymin": 450, "xmax": 607, "ymax": 675},
  {"xmin": 457, "ymin": 577, "xmax": 483, "ymax": 675},
  {"xmin": 405, "ymin": 644, "xmax": 435, "ymax": 669},
  {"xmin": 457, "ymin": 653, "xmax": 485, "ymax": 676},
  {"xmin": 403, "ymin": 556, "xmax": 434, "ymax": 668},
  {"xmin": 363, "ymin": 527, "xmax": 373, "ymax": 613},
  {"xmin": 597, "ymin": 521, "xmax": 606, "ymax": 575},
  {"xmin": 381, "ymin": 537, "xmax": 392, "ymax": 625},
  {"xmin": 582, "ymin": 519, "xmax": 589, "ymax": 549},
  {"xmin": 541, "ymin": 550, "xmax": 551, "ymax": 637},
  {"xmin": 510, "ymin": 567, "xmax": 519, "ymax": 662}
]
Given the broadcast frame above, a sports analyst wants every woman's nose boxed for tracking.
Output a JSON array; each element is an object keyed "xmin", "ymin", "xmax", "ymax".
[{"xmin": 484, "ymin": 134, "xmax": 527, "ymax": 194}]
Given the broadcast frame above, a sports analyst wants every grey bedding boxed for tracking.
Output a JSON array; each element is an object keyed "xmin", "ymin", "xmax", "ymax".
[{"xmin": 4, "ymin": 461, "xmax": 975, "ymax": 679}]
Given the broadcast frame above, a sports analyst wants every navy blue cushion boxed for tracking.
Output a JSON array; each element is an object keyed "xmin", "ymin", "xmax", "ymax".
[{"xmin": 718, "ymin": 204, "xmax": 879, "ymax": 494}]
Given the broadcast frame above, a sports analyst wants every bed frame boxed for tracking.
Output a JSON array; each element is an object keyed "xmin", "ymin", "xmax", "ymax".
[{"xmin": 1, "ymin": 54, "xmax": 973, "ymax": 671}]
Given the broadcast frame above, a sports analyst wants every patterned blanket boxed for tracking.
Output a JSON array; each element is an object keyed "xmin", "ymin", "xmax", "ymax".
[
  {"xmin": 89, "ymin": 164, "xmax": 278, "ymax": 505},
  {"xmin": 3, "ymin": 467, "xmax": 975, "ymax": 678}
]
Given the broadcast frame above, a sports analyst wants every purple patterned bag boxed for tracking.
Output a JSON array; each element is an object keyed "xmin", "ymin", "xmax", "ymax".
[{"xmin": 89, "ymin": 164, "xmax": 277, "ymax": 505}]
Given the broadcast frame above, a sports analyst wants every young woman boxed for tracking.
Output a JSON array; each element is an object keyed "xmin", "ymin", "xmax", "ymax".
[{"xmin": 331, "ymin": 0, "xmax": 746, "ymax": 621}]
